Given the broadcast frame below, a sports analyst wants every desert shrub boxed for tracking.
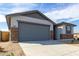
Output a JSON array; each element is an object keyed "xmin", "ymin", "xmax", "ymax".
[
  {"xmin": 6, "ymin": 52, "xmax": 15, "ymax": 56},
  {"xmin": 0, "ymin": 47, "xmax": 4, "ymax": 52}
]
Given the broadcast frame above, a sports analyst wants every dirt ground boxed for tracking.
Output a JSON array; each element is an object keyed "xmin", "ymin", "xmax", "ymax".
[
  {"xmin": 0, "ymin": 41, "xmax": 25, "ymax": 56},
  {"xmin": 60, "ymin": 40, "xmax": 79, "ymax": 47},
  {"xmin": 68, "ymin": 41, "xmax": 79, "ymax": 47}
]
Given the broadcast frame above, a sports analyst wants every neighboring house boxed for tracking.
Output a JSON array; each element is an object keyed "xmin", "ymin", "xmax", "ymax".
[
  {"xmin": 6, "ymin": 10, "xmax": 55, "ymax": 42},
  {"xmin": 55, "ymin": 22, "xmax": 76, "ymax": 40},
  {"xmin": 74, "ymin": 33, "xmax": 79, "ymax": 38},
  {"xmin": 5, "ymin": 10, "xmax": 76, "ymax": 42}
]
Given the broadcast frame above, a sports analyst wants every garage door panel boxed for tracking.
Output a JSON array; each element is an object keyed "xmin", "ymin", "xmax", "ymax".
[{"xmin": 19, "ymin": 22, "xmax": 50, "ymax": 41}]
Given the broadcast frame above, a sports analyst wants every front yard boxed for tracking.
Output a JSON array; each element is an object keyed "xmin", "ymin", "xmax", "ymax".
[
  {"xmin": 1, "ymin": 40, "xmax": 79, "ymax": 56},
  {"xmin": 0, "ymin": 42, "xmax": 25, "ymax": 56}
]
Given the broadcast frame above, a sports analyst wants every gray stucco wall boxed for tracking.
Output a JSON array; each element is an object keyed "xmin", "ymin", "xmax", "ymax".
[{"xmin": 10, "ymin": 16, "xmax": 53, "ymax": 31}]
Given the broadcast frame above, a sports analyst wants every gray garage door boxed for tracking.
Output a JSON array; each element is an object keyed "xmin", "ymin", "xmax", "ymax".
[{"xmin": 19, "ymin": 22, "xmax": 50, "ymax": 41}]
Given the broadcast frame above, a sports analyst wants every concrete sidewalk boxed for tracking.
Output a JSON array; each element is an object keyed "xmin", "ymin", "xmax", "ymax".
[{"xmin": 19, "ymin": 40, "xmax": 79, "ymax": 56}]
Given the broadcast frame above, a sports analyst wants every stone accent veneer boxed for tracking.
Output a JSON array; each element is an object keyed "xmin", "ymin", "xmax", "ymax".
[{"xmin": 10, "ymin": 28, "xmax": 18, "ymax": 42}]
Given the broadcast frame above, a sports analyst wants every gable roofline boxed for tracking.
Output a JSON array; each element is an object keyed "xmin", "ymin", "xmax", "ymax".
[
  {"xmin": 6, "ymin": 10, "xmax": 39, "ymax": 16},
  {"xmin": 55, "ymin": 22, "xmax": 76, "ymax": 26},
  {"xmin": 6, "ymin": 10, "xmax": 56, "ymax": 24}
]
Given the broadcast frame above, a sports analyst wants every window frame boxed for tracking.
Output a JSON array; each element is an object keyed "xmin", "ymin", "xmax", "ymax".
[{"xmin": 66, "ymin": 25, "xmax": 71, "ymax": 34}]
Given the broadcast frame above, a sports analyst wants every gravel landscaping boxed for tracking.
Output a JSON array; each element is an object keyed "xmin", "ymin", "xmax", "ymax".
[{"xmin": 0, "ymin": 42, "xmax": 25, "ymax": 56}]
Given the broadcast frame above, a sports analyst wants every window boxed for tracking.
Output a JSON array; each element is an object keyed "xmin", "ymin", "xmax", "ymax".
[
  {"xmin": 66, "ymin": 26, "xmax": 71, "ymax": 34},
  {"xmin": 66, "ymin": 26, "xmax": 71, "ymax": 31}
]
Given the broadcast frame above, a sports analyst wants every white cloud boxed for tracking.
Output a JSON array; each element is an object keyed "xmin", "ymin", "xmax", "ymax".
[
  {"xmin": 45, "ymin": 4, "xmax": 79, "ymax": 22},
  {"xmin": 0, "ymin": 3, "xmax": 38, "ymax": 22},
  {"xmin": 0, "ymin": 15, "xmax": 6, "ymax": 22},
  {"xmin": 0, "ymin": 28, "xmax": 9, "ymax": 31},
  {"xmin": 67, "ymin": 17, "xmax": 79, "ymax": 22},
  {"xmin": 7, "ymin": 3, "xmax": 38, "ymax": 14},
  {"xmin": 11, "ymin": 3, "xmax": 37, "ymax": 7},
  {"xmin": 0, "ymin": 3, "xmax": 4, "ymax": 6},
  {"xmin": 8, "ymin": 7, "xmax": 30, "ymax": 14}
]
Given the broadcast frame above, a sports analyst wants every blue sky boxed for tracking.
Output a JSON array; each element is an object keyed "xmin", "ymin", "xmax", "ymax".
[{"xmin": 0, "ymin": 3, "xmax": 79, "ymax": 33}]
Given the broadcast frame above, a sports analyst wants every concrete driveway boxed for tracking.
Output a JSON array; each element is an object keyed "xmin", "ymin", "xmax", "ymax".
[{"xmin": 19, "ymin": 40, "xmax": 79, "ymax": 56}]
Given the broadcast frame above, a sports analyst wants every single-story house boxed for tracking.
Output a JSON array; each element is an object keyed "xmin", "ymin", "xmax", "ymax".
[
  {"xmin": 5, "ymin": 10, "xmax": 76, "ymax": 42},
  {"xmin": 6, "ymin": 10, "xmax": 55, "ymax": 42}
]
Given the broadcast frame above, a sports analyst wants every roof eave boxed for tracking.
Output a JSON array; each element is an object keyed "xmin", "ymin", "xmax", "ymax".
[{"xmin": 6, "ymin": 10, "xmax": 56, "ymax": 25}]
